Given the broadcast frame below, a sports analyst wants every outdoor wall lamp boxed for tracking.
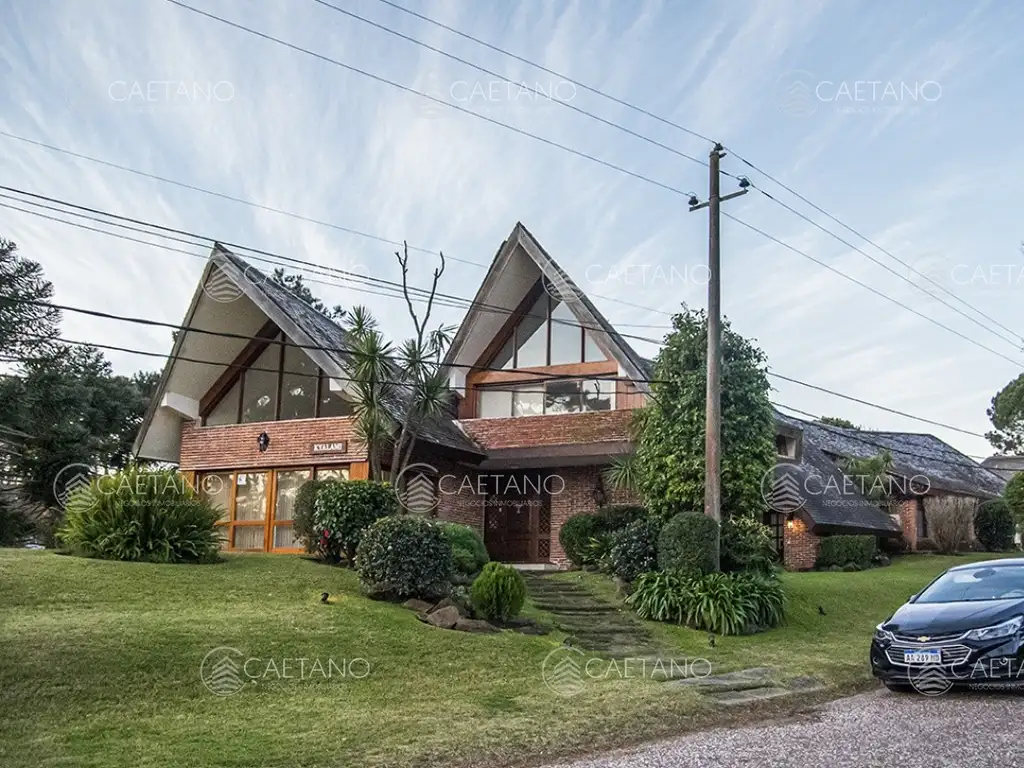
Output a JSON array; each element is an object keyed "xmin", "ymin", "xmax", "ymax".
[
  {"xmin": 257, "ymin": 431, "xmax": 270, "ymax": 453},
  {"xmin": 786, "ymin": 513, "xmax": 795, "ymax": 530}
]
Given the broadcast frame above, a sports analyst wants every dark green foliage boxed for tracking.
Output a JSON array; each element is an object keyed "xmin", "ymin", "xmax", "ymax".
[
  {"xmin": 657, "ymin": 512, "xmax": 720, "ymax": 575},
  {"xmin": 815, "ymin": 535, "xmax": 878, "ymax": 569},
  {"xmin": 720, "ymin": 514, "xmax": 777, "ymax": 573},
  {"xmin": 559, "ymin": 513, "xmax": 603, "ymax": 567},
  {"xmin": 1006, "ymin": 473, "xmax": 1024, "ymax": 529},
  {"xmin": 292, "ymin": 479, "xmax": 337, "ymax": 557},
  {"xmin": 975, "ymin": 499, "xmax": 1016, "ymax": 551},
  {"xmin": 817, "ymin": 416, "xmax": 859, "ymax": 429},
  {"xmin": 596, "ymin": 504, "xmax": 648, "ymax": 530},
  {"xmin": 439, "ymin": 522, "xmax": 490, "ymax": 579},
  {"xmin": 0, "ymin": 238, "xmax": 60, "ymax": 358},
  {"xmin": 631, "ymin": 308, "xmax": 775, "ymax": 521},
  {"xmin": 314, "ymin": 480, "xmax": 397, "ymax": 562},
  {"xmin": 627, "ymin": 570, "xmax": 785, "ymax": 635},
  {"xmin": 355, "ymin": 516, "xmax": 452, "ymax": 599},
  {"xmin": 608, "ymin": 518, "xmax": 661, "ymax": 582},
  {"xmin": 470, "ymin": 562, "xmax": 526, "ymax": 621},
  {"xmin": 0, "ymin": 497, "xmax": 34, "ymax": 546},
  {"xmin": 57, "ymin": 468, "xmax": 220, "ymax": 563},
  {"xmin": 986, "ymin": 371, "xmax": 1024, "ymax": 454}
]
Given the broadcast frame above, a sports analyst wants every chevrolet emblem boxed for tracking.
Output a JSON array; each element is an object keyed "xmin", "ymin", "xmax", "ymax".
[{"xmin": 918, "ymin": 636, "xmax": 930, "ymax": 642}]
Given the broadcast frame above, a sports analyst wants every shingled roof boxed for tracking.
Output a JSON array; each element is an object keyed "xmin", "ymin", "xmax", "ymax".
[{"xmin": 776, "ymin": 411, "xmax": 1006, "ymax": 499}]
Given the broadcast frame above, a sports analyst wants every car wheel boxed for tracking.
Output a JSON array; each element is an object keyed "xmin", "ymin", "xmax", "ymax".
[{"xmin": 884, "ymin": 681, "xmax": 914, "ymax": 693}]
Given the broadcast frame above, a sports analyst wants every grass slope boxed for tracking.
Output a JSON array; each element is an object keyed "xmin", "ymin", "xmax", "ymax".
[{"xmin": 0, "ymin": 550, "xmax": 1007, "ymax": 767}]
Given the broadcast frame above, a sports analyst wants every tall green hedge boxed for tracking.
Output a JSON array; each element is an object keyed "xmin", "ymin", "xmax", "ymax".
[
  {"xmin": 815, "ymin": 535, "xmax": 877, "ymax": 569},
  {"xmin": 975, "ymin": 499, "xmax": 1016, "ymax": 551},
  {"xmin": 656, "ymin": 512, "xmax": 720, "ymax": 575}
]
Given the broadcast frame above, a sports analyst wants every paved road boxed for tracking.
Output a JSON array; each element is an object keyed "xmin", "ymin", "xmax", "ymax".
[{"xmin": 542, "ymin": 689, "xmax": 1024, "ymax": 768}]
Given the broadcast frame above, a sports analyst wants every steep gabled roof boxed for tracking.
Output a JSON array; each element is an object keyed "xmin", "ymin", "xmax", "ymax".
[
  {"xmin": 134, "ymin": 246, "xmax": 483, "ymax": 460},
  {"xmin": 443, "ymin": 222, "xmax": 651, "ymax": 390},
  {"xmin": 777, "ymin": 412, "xmax": 1005, "ymax": 499}
]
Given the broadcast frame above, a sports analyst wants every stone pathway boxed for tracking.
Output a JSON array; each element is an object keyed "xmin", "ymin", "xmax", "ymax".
[{"xmin": 523, "ymin": 573, "xmax": 824, "ymax": 700}]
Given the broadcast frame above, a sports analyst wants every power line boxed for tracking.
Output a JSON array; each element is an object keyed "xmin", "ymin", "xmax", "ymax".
[
  {"xmin": 309, "ymin": 0, "xmax": 712, "ymax": 170},
  {"xmin": 723, "ymin": 211, "xmax": 1024, "ymax": 369},
  {"xmin": 748, "ymin": 181, "xmax": 1023, "ymax": 350},
  {"xmin": 367, "ymin": 0, "xmax": 716, "ymax": 145},
  {"xmin": 730, "ymin": 151, "xmax": 1024, "ymax": 346},
  {"xmin": 163, "ymin": 0, "xmax": 694, "ymax": 198},
  {"xmin": 0, "ymin": 130, "xmax": 676, "ymax": 319},
  {"xmin": 369, "ymin": 0, "xmax": 1020, "ymax": 354}
]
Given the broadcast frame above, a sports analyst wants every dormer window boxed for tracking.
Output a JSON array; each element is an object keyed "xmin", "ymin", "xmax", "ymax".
[{"xmin": 477, "ymin": 379, "xmax": 614, "ymax": 419}]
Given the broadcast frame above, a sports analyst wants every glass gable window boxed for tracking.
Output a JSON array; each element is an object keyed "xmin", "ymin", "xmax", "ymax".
[
  {"xmin": 489, "ymin": 289, "xmax": 608, "ymax": 369},
  {"xmin": 202, "ymin": 329, "xmax": 356, "ymax": 425},
  {"xmin": 280, "ymin": 342, "xmax": 317, "ymax": 420},
  {"xmin": 478, "ymin": 379, "xmax": 614, "ymax": 418},
  {"xmin": 241, "ymin": 343, "xmax": 280, "ymax": 423}
]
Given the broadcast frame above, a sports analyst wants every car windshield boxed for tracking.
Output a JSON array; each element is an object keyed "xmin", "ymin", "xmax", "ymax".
[{"xmin": 916, "ymin": 565, "xmax": 1024, "ymax": 603}]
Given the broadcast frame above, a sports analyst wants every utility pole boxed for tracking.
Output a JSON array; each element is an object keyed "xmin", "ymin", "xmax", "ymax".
[{"xmin": 688, "ymin": 144, "xmax": 749, "ymax": 528}]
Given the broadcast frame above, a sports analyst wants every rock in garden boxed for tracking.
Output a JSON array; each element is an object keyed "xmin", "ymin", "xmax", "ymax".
[
  {"xmin": 842, "ymin": 562, "xmax": 860, "ymax": 572},
  {"xmin": 402, "ymin": 599, "xmax": 435, "ymax": 614},
  {"xmin": 429, "ymin": 597, "xmax": 468, "ymax": 618},
  {"xmin": 453, "ymin": 618, "xmax": 499, "ymax": 633},
  {"xmin": 425, "ymin": 605, "xmax": 461, "ymax": 629}
]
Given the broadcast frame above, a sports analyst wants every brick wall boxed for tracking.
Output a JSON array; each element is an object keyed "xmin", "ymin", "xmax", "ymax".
[
  {"xmin": 180, "ymin": 417, "xmax": 366, "ymax": 471},
  {"xmin": 783, "ymin": 517, "xmax": 820, "ymax": 570},
  {"xmin": 459, "ymin": 410, "xmax": 632, "ymax": 450}
]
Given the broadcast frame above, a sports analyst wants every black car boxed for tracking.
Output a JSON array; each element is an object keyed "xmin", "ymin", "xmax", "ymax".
[{"xmin": 871, "ymin": 558, "xmax": 1024, "ymax": 692}]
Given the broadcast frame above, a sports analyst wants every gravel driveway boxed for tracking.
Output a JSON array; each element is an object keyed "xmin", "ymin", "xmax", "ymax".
[{"xmin": 541, "ymin": 689, "xmax": 1024, "ymax": 768}]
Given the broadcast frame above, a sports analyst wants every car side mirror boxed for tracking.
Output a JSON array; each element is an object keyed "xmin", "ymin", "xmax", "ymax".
[{"xmin": 908, "ymin": 594, "xmax": 918, "ymax": 603}]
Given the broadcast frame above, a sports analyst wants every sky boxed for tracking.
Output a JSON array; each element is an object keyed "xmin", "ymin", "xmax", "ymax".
[{"xmin": 1, "ymin": 0, "xmax": 1022, "ymax": 460}]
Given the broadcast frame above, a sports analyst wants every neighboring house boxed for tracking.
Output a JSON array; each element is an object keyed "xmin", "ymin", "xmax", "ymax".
[
  {"xmin": 133, "ymin": 221, "xmax": 1006, "ymax": 569},
  {"xmin": 773, "ymin": 415, "xmax": 1007, "ymax": 568},
  {"xmin": 981, "ymin": 455, "xmax": 1024, "ymax": 483}
]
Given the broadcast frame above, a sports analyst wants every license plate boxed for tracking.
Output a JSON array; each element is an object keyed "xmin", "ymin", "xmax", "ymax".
[{"xmin": 904, "ymin": 649, "xmax": 942, "ymax": 665}]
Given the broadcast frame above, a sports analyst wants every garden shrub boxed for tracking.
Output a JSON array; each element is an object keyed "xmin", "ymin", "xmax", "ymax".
[
  {"xmin": 975, "ymin": 499, "xmax": 1016, "ymax": 551},
  {"xmin": 627, "ymin": 569, "xmax": 785, "ymax": 635},
  {"xmin": 470, "ymin": 562, "xmax": 526, "ymax": 621},
  {"xmin": 354, "ymin": 516, "xmax": 452, "ymax": 599},
  {"xmin": 559, "ymin": 513, "xmax": 603, "ymax": 567},
  {"xmin": 314, "ymin": 480, "xmax": 397, "ymax": 563},
  {"xmin": 596, "ymin": 504, "xmax": 648, "ymax": 531},
  {"xmin": 815, "ymin": 535, "xmax": 877, "ymax": 569},
  {"xmin": 0, "ymin": 497, "xmax": 35, "ymax": 547},
  {"xmin": 293, "ymin": 479, "xmax": 337, "ymax": 557},
  {"xmin": 720, "ymin": 514, "xmax": 777, "ymax": 573},
  {"xmin": 57, "ymin": 468, "xmax": 220, "ymax": 563},
  {"xmin": 609, "ymin": 518, "xmax": 661, "ymax": 582},
  {"xmin": 439, "ymin": 522, "xmax": 490, "ymax": 580},
  {"xmin": 1005, "ymin": 474, "xmax": 1024, "ymax": 530},
  {"xmin": 657, "ymin": 512, "xmax": 720, "ymax": 575},
  {"xmin": 925, "ymin": 495, "xmax": 976, "ymax": 554}
]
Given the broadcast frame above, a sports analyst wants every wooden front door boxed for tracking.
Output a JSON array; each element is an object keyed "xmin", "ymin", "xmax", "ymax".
[{"xmin": 484, "ymin": 473, "xmax": 552, "ymax": 564}]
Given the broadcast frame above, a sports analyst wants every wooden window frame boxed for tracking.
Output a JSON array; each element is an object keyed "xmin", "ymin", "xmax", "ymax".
[
  {"xmin": 202, "ymin": 465, "xmax": 352, "ymax": 553},
  {"xmin": 200, "ymin": 325, "xmax": 339, "ymax": 426},
  {"xmin": 475, "ymin": 377, "xmax": 615, "ymax": 418}
]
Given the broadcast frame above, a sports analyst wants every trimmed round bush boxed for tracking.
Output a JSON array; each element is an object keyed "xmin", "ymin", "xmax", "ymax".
[
  {"xmin": 470, "ymin": 562, "xmax": 526, "ymax": 621},
  {"xmin": 975, "ymin": 499, "xmax": 1016, "ymax": 551},
  {"xmin": 609, "ymin": 518, "xmax": 661, "ymax": 582},
  {"xmin": 355, "ymin": 516, "xmax": 452, "ymax": 599},
  {"xmin": 657, "ymin": 512, "xmax": 720, "ymax": 575},
  {"xmin": 720, "ymin": 514, "xmax": 777, "ymax": 573},
  {"xmin": 559, "ymin": 513, "xmax": 602, "ymax": 567},
  {"xmin": 439, "ymin": 522, "xmax": 490, "ymax": 579},
  {"xmin": 315, "ymin": 480, "xmax": 397, "ymax": 563},
  {"xmin": 57, "ymin": 468, "xmax": 220, "ymax": 563}
]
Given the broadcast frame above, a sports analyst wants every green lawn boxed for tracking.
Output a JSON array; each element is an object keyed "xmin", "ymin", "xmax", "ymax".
[{"xmin": 0, "ymin": 550, "xmax": 1009, "ymax": 767}]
